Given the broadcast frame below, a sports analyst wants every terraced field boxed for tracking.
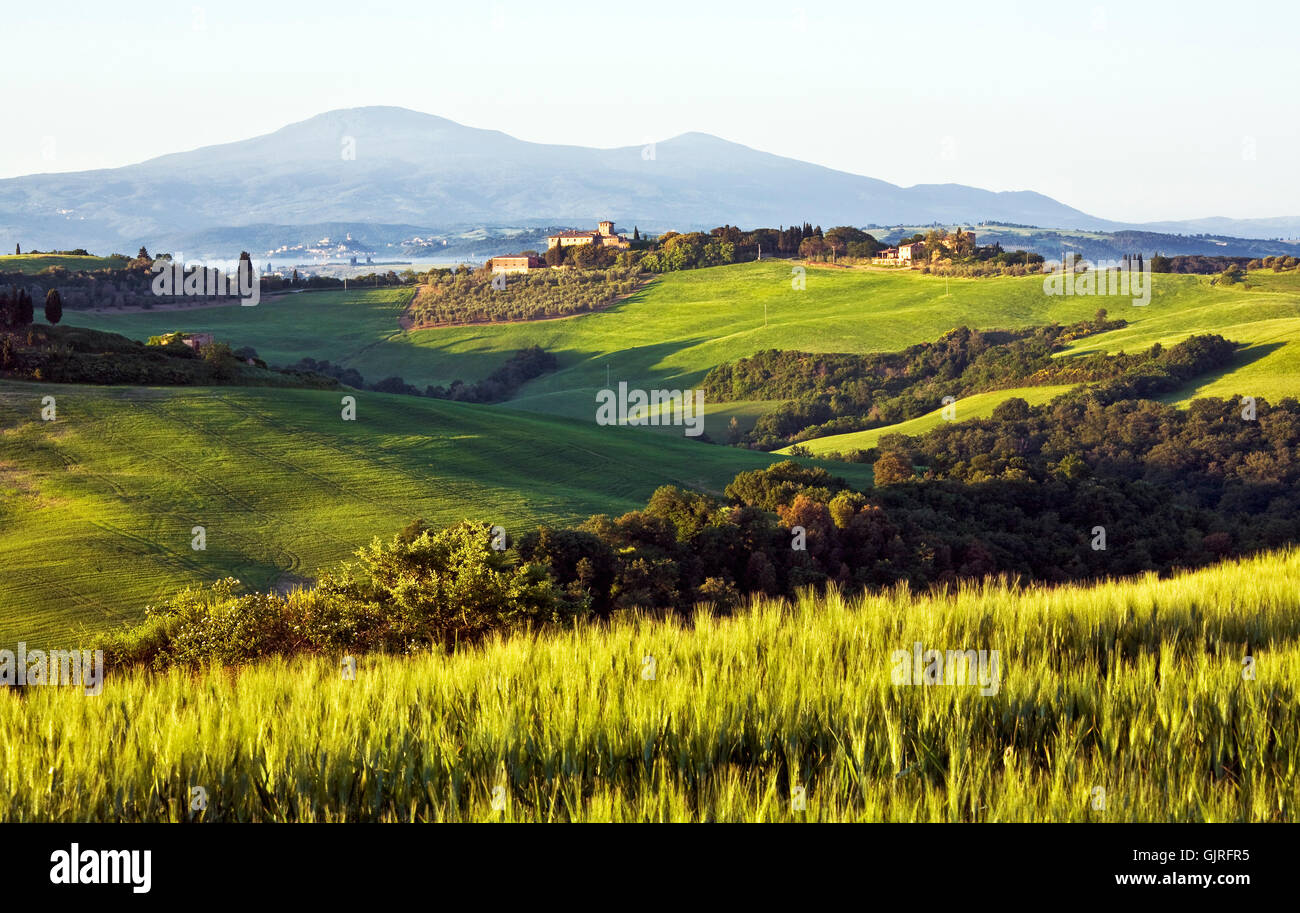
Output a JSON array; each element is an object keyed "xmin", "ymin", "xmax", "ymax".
[{"xmin": 0, "ymin": 380, "xmax": 871, "ymax": 645}]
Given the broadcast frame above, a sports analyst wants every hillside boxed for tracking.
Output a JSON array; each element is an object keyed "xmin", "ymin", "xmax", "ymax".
[
  {"xmin": 781, "ymin": 385, "xmax": 1080, "ymax": 456},
  {"xmin": 66, "ymin": 262, "xmax": 1300, "ymax": 434},
  {"xmin": 0, "ymin": 380, "xmax": 870, "ymax": 644},
  {"xmin": 0, "ymin": 252, "xmax": 128, "ymax": 274},
  {"xmin": 0, "ymin": 323, "xmax": 340, "ymax": 389},
  {"xmin": 7, "ymin": 548, "xmax": 1297, "ymax": 822}
]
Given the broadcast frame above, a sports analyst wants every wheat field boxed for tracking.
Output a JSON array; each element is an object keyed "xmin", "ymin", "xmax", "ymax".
[{"xmin": 3, "ymin": 549, "xmax": 1296, "ymax": 822}]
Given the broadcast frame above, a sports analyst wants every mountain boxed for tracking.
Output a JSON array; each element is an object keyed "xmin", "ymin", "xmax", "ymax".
[
  {"xmin": 1120, "ymin": 216, "xmax": 1300, "ymax": 240},
  {"xmin": 0, "ymin": 106, "xmax": 1295, "ymax": 255}
]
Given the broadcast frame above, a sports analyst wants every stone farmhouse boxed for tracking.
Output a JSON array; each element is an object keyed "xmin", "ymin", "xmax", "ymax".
[
  {"xmin": 545, "ymin": 220, "xmax": 630, "ymax": 251},
  {"xmin": 873, "ymin": 232, "xmax": 975, "ymax": 265}
]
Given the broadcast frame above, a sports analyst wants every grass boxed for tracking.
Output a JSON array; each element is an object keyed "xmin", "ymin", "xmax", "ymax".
[
  {"xmin": 22, "ymin": 263, "xmax": 1300, "ymax": 641},
  {"xmin": 67, "ymin": 287, "xmax": 415, "ymax": 377},
  {"xmin": 1060, "ymin": 271, "xmax": 1300, "ymax": 407},
  {"xmin": 0, "ymin": 253, "xmax": 128, "ymax": 274},
  {"xmin": 780, "ymin": 385, "xmax": 1081, "ymax": 455},
  {"xmin": 0, "ymin": 379, "xmax": 870, "ymax": 645},
  {"xmin": 5, "ymin": 548, "xmax": 1296, "ymax": 822},
  {"xmin": 63, "ymin": 262, "xmax": 1134, "ymax": 406},
  {"xmin": 66, "ymin": 263, "xmax": 1300, "ymax": 426}
]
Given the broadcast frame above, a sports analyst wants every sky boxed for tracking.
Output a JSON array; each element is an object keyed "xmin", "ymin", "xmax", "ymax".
[{"xmin": 4, "ymin": 0, "xmax": 1297, "ymax": 223}]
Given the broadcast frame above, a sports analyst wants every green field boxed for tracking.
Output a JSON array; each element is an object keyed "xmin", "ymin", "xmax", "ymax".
[
  {"xmin": 19, "ymin": 263, "xmax": 1300, "ymax": 642},
  {"xmin": 780, "ymin": 385, "xmax": 1081, "ymax": 456},
  {"xmin": 0, "ymin": 380, "xmax": 870, "ymax": 645},
  {"xmin": 1060, "ymin": 271, "xmax": 1300, "ymax": 407},
  {"xmin": 67, "ymin": 263, "xmax": 1300, "ymax": 429},
  {"xmin": 7, "ymin": 548, "xmax": 1296, "ymax": 822},
  {"xmin": 0, "ymin": 253, "xmax": 129, "ymax": 274},
  {"xmin": 68, "ymin": 287, "xmax": 415, "ymax": 375}
]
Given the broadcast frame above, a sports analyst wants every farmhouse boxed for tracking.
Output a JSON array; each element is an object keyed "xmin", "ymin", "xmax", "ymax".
[
  {"xmin": 872, "ymin": 231, "xmax": 976, "ymax": 265},
  {"xmin": 546, "ymin": 220, "xmax": 630, "ymax": 251},
  {"xmin": 874, "ymin": 242, "xmax": 925, "ymax": 264},
  {"xmin": 491, "ymin": 255, "xmax": 544, "ymax": 274}
]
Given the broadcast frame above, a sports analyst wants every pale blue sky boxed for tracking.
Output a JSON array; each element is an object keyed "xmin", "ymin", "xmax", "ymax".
[{"xmin": 5, "ymin": 0, "xmax": 1297, "ymax": 221}]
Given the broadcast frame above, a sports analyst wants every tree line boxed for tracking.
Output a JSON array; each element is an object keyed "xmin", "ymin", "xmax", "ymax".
[{"xmin": 704, "ymin": 315, "xmax": 1244, "ymax": 450}]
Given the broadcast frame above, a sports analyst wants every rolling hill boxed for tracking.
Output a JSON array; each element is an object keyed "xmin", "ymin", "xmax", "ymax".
[
  {"xmin": 780, "ymin": 385, "xmax": 1082, "ymax": 456},
  {"xmin": 0, "ymin": 380, "xmax": 871, "ymax": 645},
  {"xmin": 66, "ymin": 262, "xmax": 1300, "ymax": 433},
  {"xmin": 18, "ymin": 262, "xmax": 1300, "ymax": 642}
]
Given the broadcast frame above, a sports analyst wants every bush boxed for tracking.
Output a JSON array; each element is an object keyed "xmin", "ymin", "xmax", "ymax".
[{"xmin": 106, "ymin": 522, "xmax": 585, "ymax": 669}]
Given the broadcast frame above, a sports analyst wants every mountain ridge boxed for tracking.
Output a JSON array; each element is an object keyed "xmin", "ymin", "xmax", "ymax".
[{"xmin": 1, "ymin": 106, "xmax": 1296, "ymax": 255}]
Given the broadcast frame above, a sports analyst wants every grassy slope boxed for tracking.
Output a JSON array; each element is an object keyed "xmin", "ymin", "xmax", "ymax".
[
  {"xmin": 780, "ymin": 385, "xmax": 1080, "ymax": 455},
  {"xmin": 0, "ymin": 380, "xmax": 870, "ymax": 645},
  {"xmin": 22, "ymin": 265, "xmax": 1299, "ymax": 641},
  {"xmin": 785, "ymin": 270, "xmax": 1300, "ymax": 452},
  {"xmin": 66, "ymin": 262, "xmax": 1129, "ymax": 405},
  {"xmin": 68, "ymin": 287, "xmax": 414, "ymax": 375},
  {"xmin": 1060, "ymin": 271, "xmax": 1300, "ymax": 406},
  {"xmin": 0, "ymin": 253, "xmax": 128, "ymax": 274},
  {"xmin": 7, "ymin": 548, "xmax": 1297, "ymax": 822},
  {"xmin": 67, "ymin": 265, "xmax": 1300, "ymax": 427}
]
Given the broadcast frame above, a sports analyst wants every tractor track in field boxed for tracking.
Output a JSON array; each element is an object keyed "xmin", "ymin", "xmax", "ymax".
[
  {"xmin": 210, "ymin": 394, "xmax": 460, "ymax": 514},
  {"xmin": 71, "ymin": 399, "xmax": 323, "ymax": 581}
]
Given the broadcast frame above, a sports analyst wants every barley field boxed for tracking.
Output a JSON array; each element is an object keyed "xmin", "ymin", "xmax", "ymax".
[{"xmin": 4, "ymin": 549, "xmax": 1296, "ymax": 822}]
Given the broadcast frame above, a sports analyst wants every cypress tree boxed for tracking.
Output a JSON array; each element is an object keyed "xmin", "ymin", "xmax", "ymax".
[
  {"xmin": 18, "ymin": 289, "xmax": 35, "ymax": 325},
  {"xmin": 44, "ymin": 288, "xmax": 63, "ymax": 325}
]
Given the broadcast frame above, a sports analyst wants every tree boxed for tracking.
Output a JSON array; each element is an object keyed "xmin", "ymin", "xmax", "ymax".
[
  {"xmin": 872, "ymin": 451, "xmax": 914, "ymax": 486},
  {"xmin": 992, "ymin": 397, "xmax": 1031, "ymax": 421},
  {"xmin": 16, "ymin": 289, "xmax": 34, "ymax": 326},
  {"xmin": 44, "ymin": 289, "xmax": 62, "ymax": 325},
  {"xmin": 1212, "ymin": 264, "xmax": 1246, "ymax": 286},
  {"xmin": 137, "ymin": 246, "xmax": 150, "ymax": 260},
  {"xmin": 633, "ymin": 226, "xmax": 640, "ymax": 241},
  {"xmin": 798, "ymin": 236, "xmax": 827, "ymax": 260},
  {"xmin": 201, "ymin": 341, "xmax": 238, "ymax": 380},
  {"xmin": 238, "ymin": 251, "xmax": 254, "ymax": 289},
  {"xmin": 544, "ymin": 243, "xmax": 567, "ymax": 268},
  {"xmin": 14, "ymin": 243, "xmax": 19, "ymax": 255}
]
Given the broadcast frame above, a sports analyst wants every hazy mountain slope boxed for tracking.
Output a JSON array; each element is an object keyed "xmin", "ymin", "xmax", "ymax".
[
  {"xmin": 0, "ymin": 107, "xmax": 1106, "ymax": 251},
  {"xmin": 3, "ymin": 107, "xmax": 1294, "ymax": 253}
]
